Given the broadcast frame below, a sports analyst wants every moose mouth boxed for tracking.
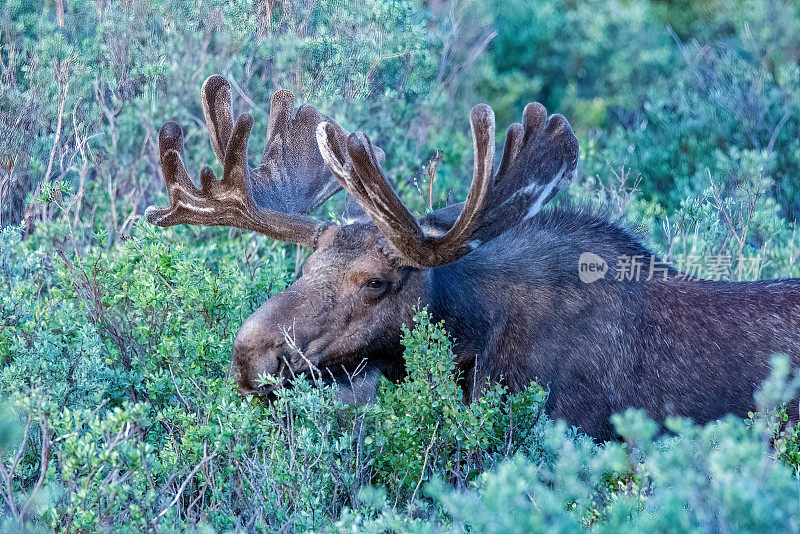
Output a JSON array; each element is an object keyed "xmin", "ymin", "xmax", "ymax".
[{"xmin": 241, "ymin": 357, "xmax": 378, "ymax": 401}]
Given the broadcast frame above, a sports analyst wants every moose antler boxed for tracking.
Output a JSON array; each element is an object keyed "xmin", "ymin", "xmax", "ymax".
[
  {"xmin": 145, "ymin": 75, "xmax": 353, "ymax": 247},
  {"xmin": 316, "ymin": 102, "xmax": 579, "ymax": 267}
]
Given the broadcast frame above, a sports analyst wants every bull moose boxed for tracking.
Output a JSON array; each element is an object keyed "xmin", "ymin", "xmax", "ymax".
[{"xmin": 146, "ymin": 75, "xmax": 800, "ymax": 440}]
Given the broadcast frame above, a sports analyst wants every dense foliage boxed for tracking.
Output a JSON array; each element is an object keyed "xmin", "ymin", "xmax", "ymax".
[{"xmin": 2, "ymin": 0, "xmax": 800, "ymax": 531}]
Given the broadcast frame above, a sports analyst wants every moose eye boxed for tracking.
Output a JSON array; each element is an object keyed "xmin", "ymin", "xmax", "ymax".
[{"xmin": 363, "ymin": 278, "xmax": 388, "ymax": 293}]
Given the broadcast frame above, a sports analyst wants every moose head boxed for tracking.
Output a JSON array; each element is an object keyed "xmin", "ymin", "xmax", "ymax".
[{"xmin": 146, "ymin": 75, "xmax": 578, "ymax": 399}]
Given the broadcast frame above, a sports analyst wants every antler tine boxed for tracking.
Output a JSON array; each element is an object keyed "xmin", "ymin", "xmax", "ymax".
[
  {"xmin": 317, "ymin": 124, "xmax": 432, "ymax": 259},
  {"xmin": 146, "ymin": 75, "xmax": 340, "ymax": 246},
  {"xmin": 317, "ymin": 100, "xmax": 578, "ymax": 268},
  {"xmin": 468, "ymin": 103, "xmax": 578, "ymax": 244},
  {"xmin": 221, "ymin": 112, "xmax": 253, "ymax": 189},
  {"xmin": 145, "ymin": 121, "xmax": 198, "ymax": 227},
  {"xmin": 316, "ymin": 105, "xmax": 498, "ymax": 267},
  {"xmin": 265, "ymin": 89, "xmax": 295, "ymax": 148},
  {"xmin": 419, "ymin": 104, "xmax": 496, "ymax": 257},
  {"xmin": 346, "ymin": 133, "xmax": 428, "ymax": 241},
  {"xmin": 202, "ymin": 75, "xmax": 234, "ymax": 166},
  {"xmin": 352, "ymin": 105, "xmax": 497, "ymax": 266},
  {"xmin": 316, "ymin": 124, "xmax": 381, "ymax": 220}
]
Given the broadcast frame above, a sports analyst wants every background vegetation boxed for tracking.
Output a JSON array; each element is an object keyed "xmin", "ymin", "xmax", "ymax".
[{"xmin": 1, "ymin": 0, "xmax": 800, "ymax": 531}]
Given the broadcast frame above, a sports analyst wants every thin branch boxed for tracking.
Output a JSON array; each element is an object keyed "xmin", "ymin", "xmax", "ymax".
[
  {"xmin": 20, "ymin": 410, "xmax": 51, "ymax": 517},
  {"xmin": 411, "ymin": 421, "xmax": 439, "ymax": 503},
  {"xmin": 0, "ymin": 413, "xmax": 32, "ymax": 519},
  {"xmin": 767, "ymin": 110, "xmax": 791, "ymax": 152},
  {"xmin": 42, "ymin": 77, "xmax": 70, "ymax": 222},
  {"xmin": 153, "ymin": 443, "xmax": 220, "ymax": 523},
  {"xmin": 281, "ymin": 324, "xmax": 320, "ymax": 382},
  {"xmin": 226, "ymin": 75, "xmax": 265, "ymax": 116}
]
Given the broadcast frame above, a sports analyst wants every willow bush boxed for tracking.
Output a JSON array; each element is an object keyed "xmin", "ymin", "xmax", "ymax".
[{"xmin": 2, "ymin": 0, "xmax": 800, "ymax": 531}]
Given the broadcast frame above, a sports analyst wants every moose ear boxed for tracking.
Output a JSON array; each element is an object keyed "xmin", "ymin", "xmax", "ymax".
[{"xmin": 418, "ymin": 202, "xmax": 464, "ymax": 237}]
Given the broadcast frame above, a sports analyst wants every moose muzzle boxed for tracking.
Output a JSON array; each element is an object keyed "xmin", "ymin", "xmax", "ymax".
[{"xmin": 230, "ymin": 288, "xmax": 323, "ymax": 396}]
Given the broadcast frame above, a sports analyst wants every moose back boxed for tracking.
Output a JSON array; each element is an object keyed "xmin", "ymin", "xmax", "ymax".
[{"xmin": 146, "ymin": 75, "xmax": 800, "ymax": 440}]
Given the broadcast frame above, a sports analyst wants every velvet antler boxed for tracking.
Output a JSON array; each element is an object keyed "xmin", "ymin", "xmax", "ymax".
[
  {"xmin": 316, "ymin": 102, "xmax": 579, "ymax": 267},
  {"xmin": 145, "ymin": 75, "xmax": 352, "ymax": 247}
]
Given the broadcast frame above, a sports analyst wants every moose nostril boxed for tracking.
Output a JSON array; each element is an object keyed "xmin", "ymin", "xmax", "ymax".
[
  {"xmin": 230, "ymin": 323, "xmax": 287, "ymax": 397},
  {"xmin": 231, "ymin": 335, "xmax": 258, "ymax": 393},
  {"xmin": 229, "ymin": 354, "xmax": 250, "ymax": 390}
]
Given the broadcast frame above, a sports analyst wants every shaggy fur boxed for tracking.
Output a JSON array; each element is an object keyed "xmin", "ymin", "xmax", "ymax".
[
  {"xmin": 232, "ymin": 207, "xmax": 800, "ymax": 440},
  {"xmin": 148, "ymin": 76, "xmax": 799, "ymax": 440}
]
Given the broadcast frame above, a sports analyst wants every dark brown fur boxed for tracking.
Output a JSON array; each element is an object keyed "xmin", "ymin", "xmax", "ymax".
[
  {"xmin": 147, "ymin": 76, "xmax": 799, "ymax": 440},
  {"xmin": 232, "ymin": 207, "xmax": 800, "ymax": 440}
]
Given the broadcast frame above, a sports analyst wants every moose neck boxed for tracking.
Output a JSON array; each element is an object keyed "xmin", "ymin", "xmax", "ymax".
[
  {"xmin": 421, "ymin": 209, "xmax": 661, "ymax": 384},
  {"xmin": 427, "ymin": 258, "xmax": 495, "ymax": 365}
]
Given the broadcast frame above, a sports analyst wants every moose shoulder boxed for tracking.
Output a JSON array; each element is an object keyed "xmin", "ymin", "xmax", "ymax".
[{"xmin": 147, "ymin": 75, "xmax": 800, "ymax": 440}]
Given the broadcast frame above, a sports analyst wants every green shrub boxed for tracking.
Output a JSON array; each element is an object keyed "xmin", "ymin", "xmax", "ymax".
[
  {"xmin": 367, "ymin": 307, "xmax": 548, "ymax": 500},
  {"xmin": 4, "ymin": 0, "xmax": 800, "ymax": 531},
  {"xmin": 338, "ymin": 361, "xmax": 800, "ymax": 534}
]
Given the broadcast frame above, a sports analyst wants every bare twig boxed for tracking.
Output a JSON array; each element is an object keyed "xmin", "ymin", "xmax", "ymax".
[
  {"xmin": 281, "ymin": 324, "xmax": 320, "ymax": 382},
  {"xmin": 411, "ymin": 421, "xmax": 439, "ymax": 503},
  {"xmin": 226, "ymin": 75, "xmax": 265, "ymax": 116},
  {"xmin": 42, "ymin": 75, "xmax": 70, "ymax": 222},
  {"xmin": 0, "ymin": 412, "xmax": 32, "ymax": 519},
  {"xmin": 767, "ymin": 110, "xmax": 791, "ymax": 152},
  {"xmin": 667, "ymin": 26, "xmax": 705, "ymax": 90},
  {"xmin": 154, "ymin": 443, "xmax": 220, "ymax": 523}
]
